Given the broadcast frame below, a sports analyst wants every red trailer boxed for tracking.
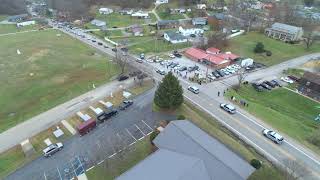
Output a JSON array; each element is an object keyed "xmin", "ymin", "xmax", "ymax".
[{"xmin": 77, "ymin": 119, "xmax": 97, "ymax": 136}]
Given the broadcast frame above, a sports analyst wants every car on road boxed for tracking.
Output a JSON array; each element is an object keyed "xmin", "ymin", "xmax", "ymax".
[
  {"xmin": 119, "ymin": 100, "xmax": 133, "ymax": 110},
  {"xmin": 97, "ymin": 42, "xmax": 103, "ymax": 46},
  {"xmin": 118, "ymin": 75, "xmax": 129, "ymax": 81},
  {"xmin": 262, "ymin": 129, "xmax": 284, "ymax": 144},
  {"xmin": 112, "ymin": 48, "xmax": 117, "ymax": 52},
  {"xmin": 103, "ymin": 45, "xmax": 108, "ymax": 48},
  {"xmin": 43, "ymin": 143, "xmax": 63, "ymax": 157},
  {"xmin": 92, "ymin": 39, "xmax": 96, "ymax": 43},
  {"xmin": 136, "ymin": 58, "xmax": 143, "ymax": 63},
  {"xmin": 188, "ymin": 86, "xmax": 199, "ymax": 94},
  {"xmin": 220, "ymin": 103, "xmax": 236, "ymax": 114},
  {"xmin": 281, "ymin": 77, "xmax": 294, "ymax": 84}
]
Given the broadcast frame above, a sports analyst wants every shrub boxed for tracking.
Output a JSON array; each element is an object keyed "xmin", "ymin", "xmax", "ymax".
[
  {"xmin": 177, "ymin": 114, "xmax": 186, "ymax": 120},
  {"xmin": 254, "ymin": 42, "xmax": 265, "ymax": 53},
  {"xmin": 266, "ymin": 51, "xmax": 272, "ymax": 56},
  {"xmin": 250, "ymin": 159, "xmax": 262, "ymax": 169}
]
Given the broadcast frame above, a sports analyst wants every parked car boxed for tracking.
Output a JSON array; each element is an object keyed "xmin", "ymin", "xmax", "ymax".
[
  {"xmin": 43, "ymin": 142, "xmax": 63, "ymax": 157},
  {"xmin": 212, "ymin": 71, "xmax": 221, "ymax": 78},
  {"xmin": 271, "ymin": 80, "xmax": 282, "ymax": 87},
  {"xmin": 252, "ymin": 83, "xmax": 264, "ymax": 92},
  {"xmin": 77, "ymin": 119, "xmax": 97, "ymax": 136},
  {"xmin": 188, "ymin": 65, "xmax": 199, "ymax": 72},
  {"xmin": 173, "ymin": 51, "xmax": 182, "ymax": 58},
  {"xmin": 281, "ymin": 77, "xmax": 294, "ymax": 84},
  {"xmin": 136, "ymin": 58, "xmax": 143, "ymax": 63},
  {"xmin": 97, "ymin": 42, "xmax": 103, "ymax": 46},
  {"xmin": 220, "ymin": 103, "xmax": 236, "ymax": 114},
  {"xmin": 179, "ymin": 66, "xmax": 187, "ymax": 71},
  {"xmin": 262, "ymin": 129, "xmax": 284, "ymax": 144},
  {"xmin": 156, "ymin": 69, "xmax": 166, "ymax": 75},
  {"xmin": 119, "ymin": 100, "xmax": 133, "ymax": 110},
  {"xmin": 217, "ymin": 70, "xmax": 226, "ymax": 77},
  {"xmin": 207, "ymin": 74, "xmax": 216, "ymax": 81},
  {"xmin": 118, "ymin": 75, "xmax": 129, "ymax": 81},
  {"xmin": 260, "ymin": 82, "xmax": 272, "ymax": 90},
  {"xmin": 97, "ymin": 109, "xmax": 118, "ymax": 122},
  {"xmin": 140, "ymin": 53, "xmax": 145, "ymax": 60},
  {"xmin": 112, "ymin": 48, "xmax": 117, "ymax": 52},
  {"xmin": 103, "ymin": 45, "xmax": 108, "ymax": 48},
  {"xmin": 264, "ymin": 81, "xmax": 276, "ymax": 88},
  {"xmin": 169, "ymin": 54, "xmax": 175, "ymax": 58},
  {"xmin": 188, "ymin": 86, "xmax": 199, "ymax": 94}
]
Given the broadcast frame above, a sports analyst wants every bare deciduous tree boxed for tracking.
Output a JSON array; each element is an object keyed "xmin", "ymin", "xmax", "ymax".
[
  {"xmin": 236, "ymin": 68, "xmax": 247, "ymax": 90},
  {"xmin": 114, "ymin": 48, "xmax": 128, "ymax": 75}
]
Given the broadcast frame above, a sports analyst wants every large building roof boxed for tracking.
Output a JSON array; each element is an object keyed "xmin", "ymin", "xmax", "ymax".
[
  {"xmin": 269, "ymin": 22, "xmax": 303, "ymax": 34},
  {"xmin": 164, "ymin": 31, "xmax": 187, "ymax": 41},
  {"xmin": 117, "ymin": 120, "xmax": 255, "ymax": 180}
]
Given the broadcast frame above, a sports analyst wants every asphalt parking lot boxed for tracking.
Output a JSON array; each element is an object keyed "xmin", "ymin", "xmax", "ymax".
[{"xmin": 6, "ymin": 89, "xmax": 175, "ymax": 180}]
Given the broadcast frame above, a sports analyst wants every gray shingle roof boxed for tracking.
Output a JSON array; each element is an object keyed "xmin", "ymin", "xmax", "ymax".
[
  {"xmin": 270, "ymin": 23, "xmax": 302, "ymax": 34},
  {"xmin": 165, "ymin": 31, "xmax": 187, "ymax": 41},
  {"xmin": 117, "ymin": 120, "xmax": 255, "ymax": 180}
]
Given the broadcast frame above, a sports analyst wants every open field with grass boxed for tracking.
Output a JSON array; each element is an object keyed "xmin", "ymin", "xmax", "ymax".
[
  {"xmin": 0, "ymin": 24, "xmax": 39, "ymax": 34},
  {"xmin": 0, "ymin": 29, "xmax": 120, "ymax": 132},
  {"xmin": 226, "ymin": 86, "xmax": 320, "ymax": 154},
  {"xmin": 94, "ymin": 13, "xmax": 156, "ymax": 28},
  {"xmin": 0, "ymin": 123, "xmax": 72, "ymax": 178},
  {"xmin": 228, "ymin": 32, "xmax": 320, "ymax": 66},
  {"xmin": 86, "ymin": 138, "xmax": 152, "ymax": 180}
]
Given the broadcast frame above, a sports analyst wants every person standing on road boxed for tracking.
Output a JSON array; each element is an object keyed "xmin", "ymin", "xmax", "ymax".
[{"xmin": 218, "ymin": 91, "xmax": 220, "ymax": 96}]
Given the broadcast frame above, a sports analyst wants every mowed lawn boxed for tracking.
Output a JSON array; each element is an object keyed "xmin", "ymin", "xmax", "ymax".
[
  {"xmin": 0, "ymin": 29, "xmax": 120, "ymax": 132},
  {"xmin": 0, "ymin": 24, "xmax": 38, "ymax": 35},
  {"xmin": 226, "ymin": 86, "xmax": 320, "ymax": 153},
  {"xmin": 228, "ymin": 32, "xmax": 320, "ymax": 66}
]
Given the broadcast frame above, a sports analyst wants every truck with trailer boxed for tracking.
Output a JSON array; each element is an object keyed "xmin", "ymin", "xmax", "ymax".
[{"xmin": 77, "ymin": 118, "xmax": 97, "ymax": 136}]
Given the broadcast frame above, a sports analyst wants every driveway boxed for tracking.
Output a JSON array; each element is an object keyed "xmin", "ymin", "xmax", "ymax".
[{"xmin": 6, "ymin": 89, "xmax": 176, "ymax": 180}]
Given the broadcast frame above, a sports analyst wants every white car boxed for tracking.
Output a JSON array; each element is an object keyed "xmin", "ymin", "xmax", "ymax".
[
  {"xmin": 220, "ymin": 103, "xmax": 236, "ymax": 114},
  {"xmin": 262, "ymin": 129, "xmax": 284, "ymax": 144},
  {"xmin": 169, "ymin": 54, "xmax": 176, "ymax": 58},
  {"xmin": 43, "ymin": 142, "xmax": 63, "ymax": 157},
  {"xmin": 281, "ymin": 77, "xmax": 294, "ymax": 84},
  {"xmin": 188, "ymin": 86, "xmax": 200, "ymax": 94}
]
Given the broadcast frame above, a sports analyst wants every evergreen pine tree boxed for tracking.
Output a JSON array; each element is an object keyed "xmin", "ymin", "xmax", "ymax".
[{"xmin": 154, "ymin": 72, "xmax": 184, "ymax": 109}]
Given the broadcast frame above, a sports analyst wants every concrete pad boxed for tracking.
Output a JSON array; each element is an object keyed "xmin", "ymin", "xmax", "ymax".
[
  {"xmin": 44, "ymin": 138, "xmax": 52, "ymax": 146},
  {"xmin": 61, "ymin": 120, "xmax": 77, "ymax": 135},
  {"xmin": 77, "ymin": 173, "xmax": 88, "ymax": 180},
  {"xmin": 20, "ymin": 139, "xmax": 35, "ymax": 157}
]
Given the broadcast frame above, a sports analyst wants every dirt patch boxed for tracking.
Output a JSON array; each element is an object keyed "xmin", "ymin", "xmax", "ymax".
[
  {"xmin": 26, "ymin": 49, "xmax": 50, "ymax": 63},
  {"xmin": 302, "ymin": 60, "xmax": 320, "ymax": 72}
]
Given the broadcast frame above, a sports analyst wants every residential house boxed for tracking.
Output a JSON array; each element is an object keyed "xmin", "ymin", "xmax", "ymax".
[
  {"xmin": 99, "ymin": 8, "xmax": 113, "ymax": 15},
  {"xmin": 155, "ymin": 0, "xmax": 168, "ymax": 5},
  {"xmin": 171, "ymin": 8, "xmax": 187, "ymax": 14},
  {"xmin": 157, "ymin": 20, "xmax": 179, "ymax": 29},
  {"xmin": 197, "ymin": 4, "xmax": 207, "ymax": 10},
  {"xmin": 7, "ymin": 14, "xmax": 28, "ymax": 22},
  {"xmin": 90, "ymin": 19, "xmax": 106, "ymax": 27},
  {"xmin": 265, "ymin": 22, "xmax": 304, "ymax": 42},
  {"xmin": 178, "ymin": 26, "xmax": 204, "ymax": 36},
  {"xmin": 17, "ymin": 20, "xmax": 35, "ymax": 27},
  {"xmin": 119, "ymin": 9, "xmax": 134, "ymax": 15},
  {"xmin": 164, "ymin": 31, "xmax": 188, "ymax": 44},
  {"xmin": 130, "ymin": 24, "xmax": 144, "ymax": 36},
  {"xmin": 192, "ymin": 17, "xmax": 207, "ymax": 26},
  {"xmin": 116, "ymin": 120, "xmax": 255, "ymax": 180},
  {"xmin": 298, "ymin": 72, "xmax": 320, "ymax": 101},
  {"xmin": 131, "ymin": 11, "xmax": 149, "ymax": 19}
]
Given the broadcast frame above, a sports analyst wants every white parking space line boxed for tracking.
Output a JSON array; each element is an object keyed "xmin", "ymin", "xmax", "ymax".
[
  {"xmin": 141, "ymin": 120, "xmax": 153, "ymax": 131},
  {"xmin": 126, "ymin": 128, "xmax": 137, "ymax": 141},
  {"xmin": 135, "ymin": 124, "xmax": 146, "ymax": 137},
  {"xmin": 108, "ymin": 153, "xmax": 117, "ymax": 158},
  {"xmin": 107, "ymin": 138, "xmax": 117, "ymax": 155}
]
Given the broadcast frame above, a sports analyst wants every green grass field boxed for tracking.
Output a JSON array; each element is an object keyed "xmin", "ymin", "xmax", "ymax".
[
  {"xmin": 228, "ymin": 32, "xmax": 320, "ymax": 66},
  {"xmin": 0, "ymin": 24, "xmax": 38, "ymax": 35},
  {"xmin": 95, "ymin": 13, "xmax": 156, "ymax": 28},
  {"xmin": 226, "ymin": 86, "xmax": 320, "ymax": 154},
  {"xmin": 0, "ymin": 29, "xmax": 120, "ymax": 132}
]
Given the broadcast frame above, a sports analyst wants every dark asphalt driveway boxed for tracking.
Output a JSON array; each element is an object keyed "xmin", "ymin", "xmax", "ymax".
[{"xmin": 6, "ymin": 89, "xmax": 175, "ymax": 180}]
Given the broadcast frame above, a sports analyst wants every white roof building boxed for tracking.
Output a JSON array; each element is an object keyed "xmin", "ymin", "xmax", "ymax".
[
  {"xmin": 131, "ymin": 11, "xmax": 149, "ymax": 19},
  {"xmin": 91, "ymin": 19, "xmax": 106, "ymax": 27},
  {"xmin": 178, "ymin": 26, "xmax": 204, "ymax": 36},
  {"xmin": 17, "ymin": 20, "xmax": 35, "ymax": 27},
  {"xmin": 155, "ymin": 0, "xmax": 169, "ymax": 5},
  {"xmin": 99, "ymin": 8, "xmax": 113, "ymax": 15}
]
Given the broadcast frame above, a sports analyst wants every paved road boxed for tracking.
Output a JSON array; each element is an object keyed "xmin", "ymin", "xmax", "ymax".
[
  {"xmin": 0, "ymin": 79, "xmax": 135, "ymax": 153},
  {"xmin": 6, "ymin": 89, "xmax": 176, "ymax": 180}
]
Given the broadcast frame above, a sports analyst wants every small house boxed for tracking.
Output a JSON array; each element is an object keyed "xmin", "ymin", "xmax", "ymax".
[
  {"xmin": 91, "ymin": 19, "xmax": 106, "ymax": 27},
  {"xmin": 298, "ymin": 72, "xmax": 320, "ymax": 101},
  {"xmin": 178, "ymin": 26, "xmax": 204, "ymax": 37},
  {"xmin": 192, "ymin": 17, "xmax": 207, "ymax": 26},
  {"xmin": 157, "ymin": 20, "xmax": 179, "ymax": 29},
  {"xmin": 99, "ymin": 8, "xmax": 113, "ymax": 15},
  {"xmin": 131, "ymin": 11, "xmax": 149, "ymax": 19},
  {"xmin": 164, "ymin": 31, "xmax": 188, "ymax": 44}
]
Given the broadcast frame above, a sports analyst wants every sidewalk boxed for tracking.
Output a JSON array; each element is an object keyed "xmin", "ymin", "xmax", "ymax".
[{"xmin": 0, "ymin": 79, "xmax": 135, "ymax": 153}]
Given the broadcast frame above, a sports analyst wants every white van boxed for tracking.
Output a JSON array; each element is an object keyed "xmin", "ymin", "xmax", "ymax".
[{"xmin": 188, "ymin": 86, "xmax": 199, "ymax": 94}]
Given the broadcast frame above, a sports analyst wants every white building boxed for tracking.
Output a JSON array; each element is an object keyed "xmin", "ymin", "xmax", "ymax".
[
  {"xmin": 99, "ymin": 8, "xmax": 113, "ymax": 15},
  {"xmin": 155, "ymin": 0, "xmax": 168, "ymax": 5},
  {"xmin": 196, "ymin": 4, "xmax": 207, "ymax": 9},
  {"xmin": 178, "ymin": 26, "xmax": 204, "ymax": 37},
  {"xmin": 131, "ymin": 11, "xmax": 149, "ymax": 19},
  {"xmin": 91, "ymin": 19, "xmax": 106, "ymax": 27},
  {"xmin": 17, "ymin": 20, "xmax": 35, "ymax": 27},
  {"xmin": 164, "ymin": 31, "xmax": 188, "ymax": 44}
]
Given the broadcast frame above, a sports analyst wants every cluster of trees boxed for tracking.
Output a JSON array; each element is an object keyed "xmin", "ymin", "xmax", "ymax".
[{"xmin": 0, "ymin": 0, "xmax": 26, "ymax": 14}]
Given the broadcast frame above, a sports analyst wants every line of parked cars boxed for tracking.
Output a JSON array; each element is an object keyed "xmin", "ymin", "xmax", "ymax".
[
  {"xmin": 252, "ymin": 79, "xmax": 282, "ymax": 92},
  {"xmin": 212, "ymin": 64, "xmax": 242, "ymax": 79}
]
